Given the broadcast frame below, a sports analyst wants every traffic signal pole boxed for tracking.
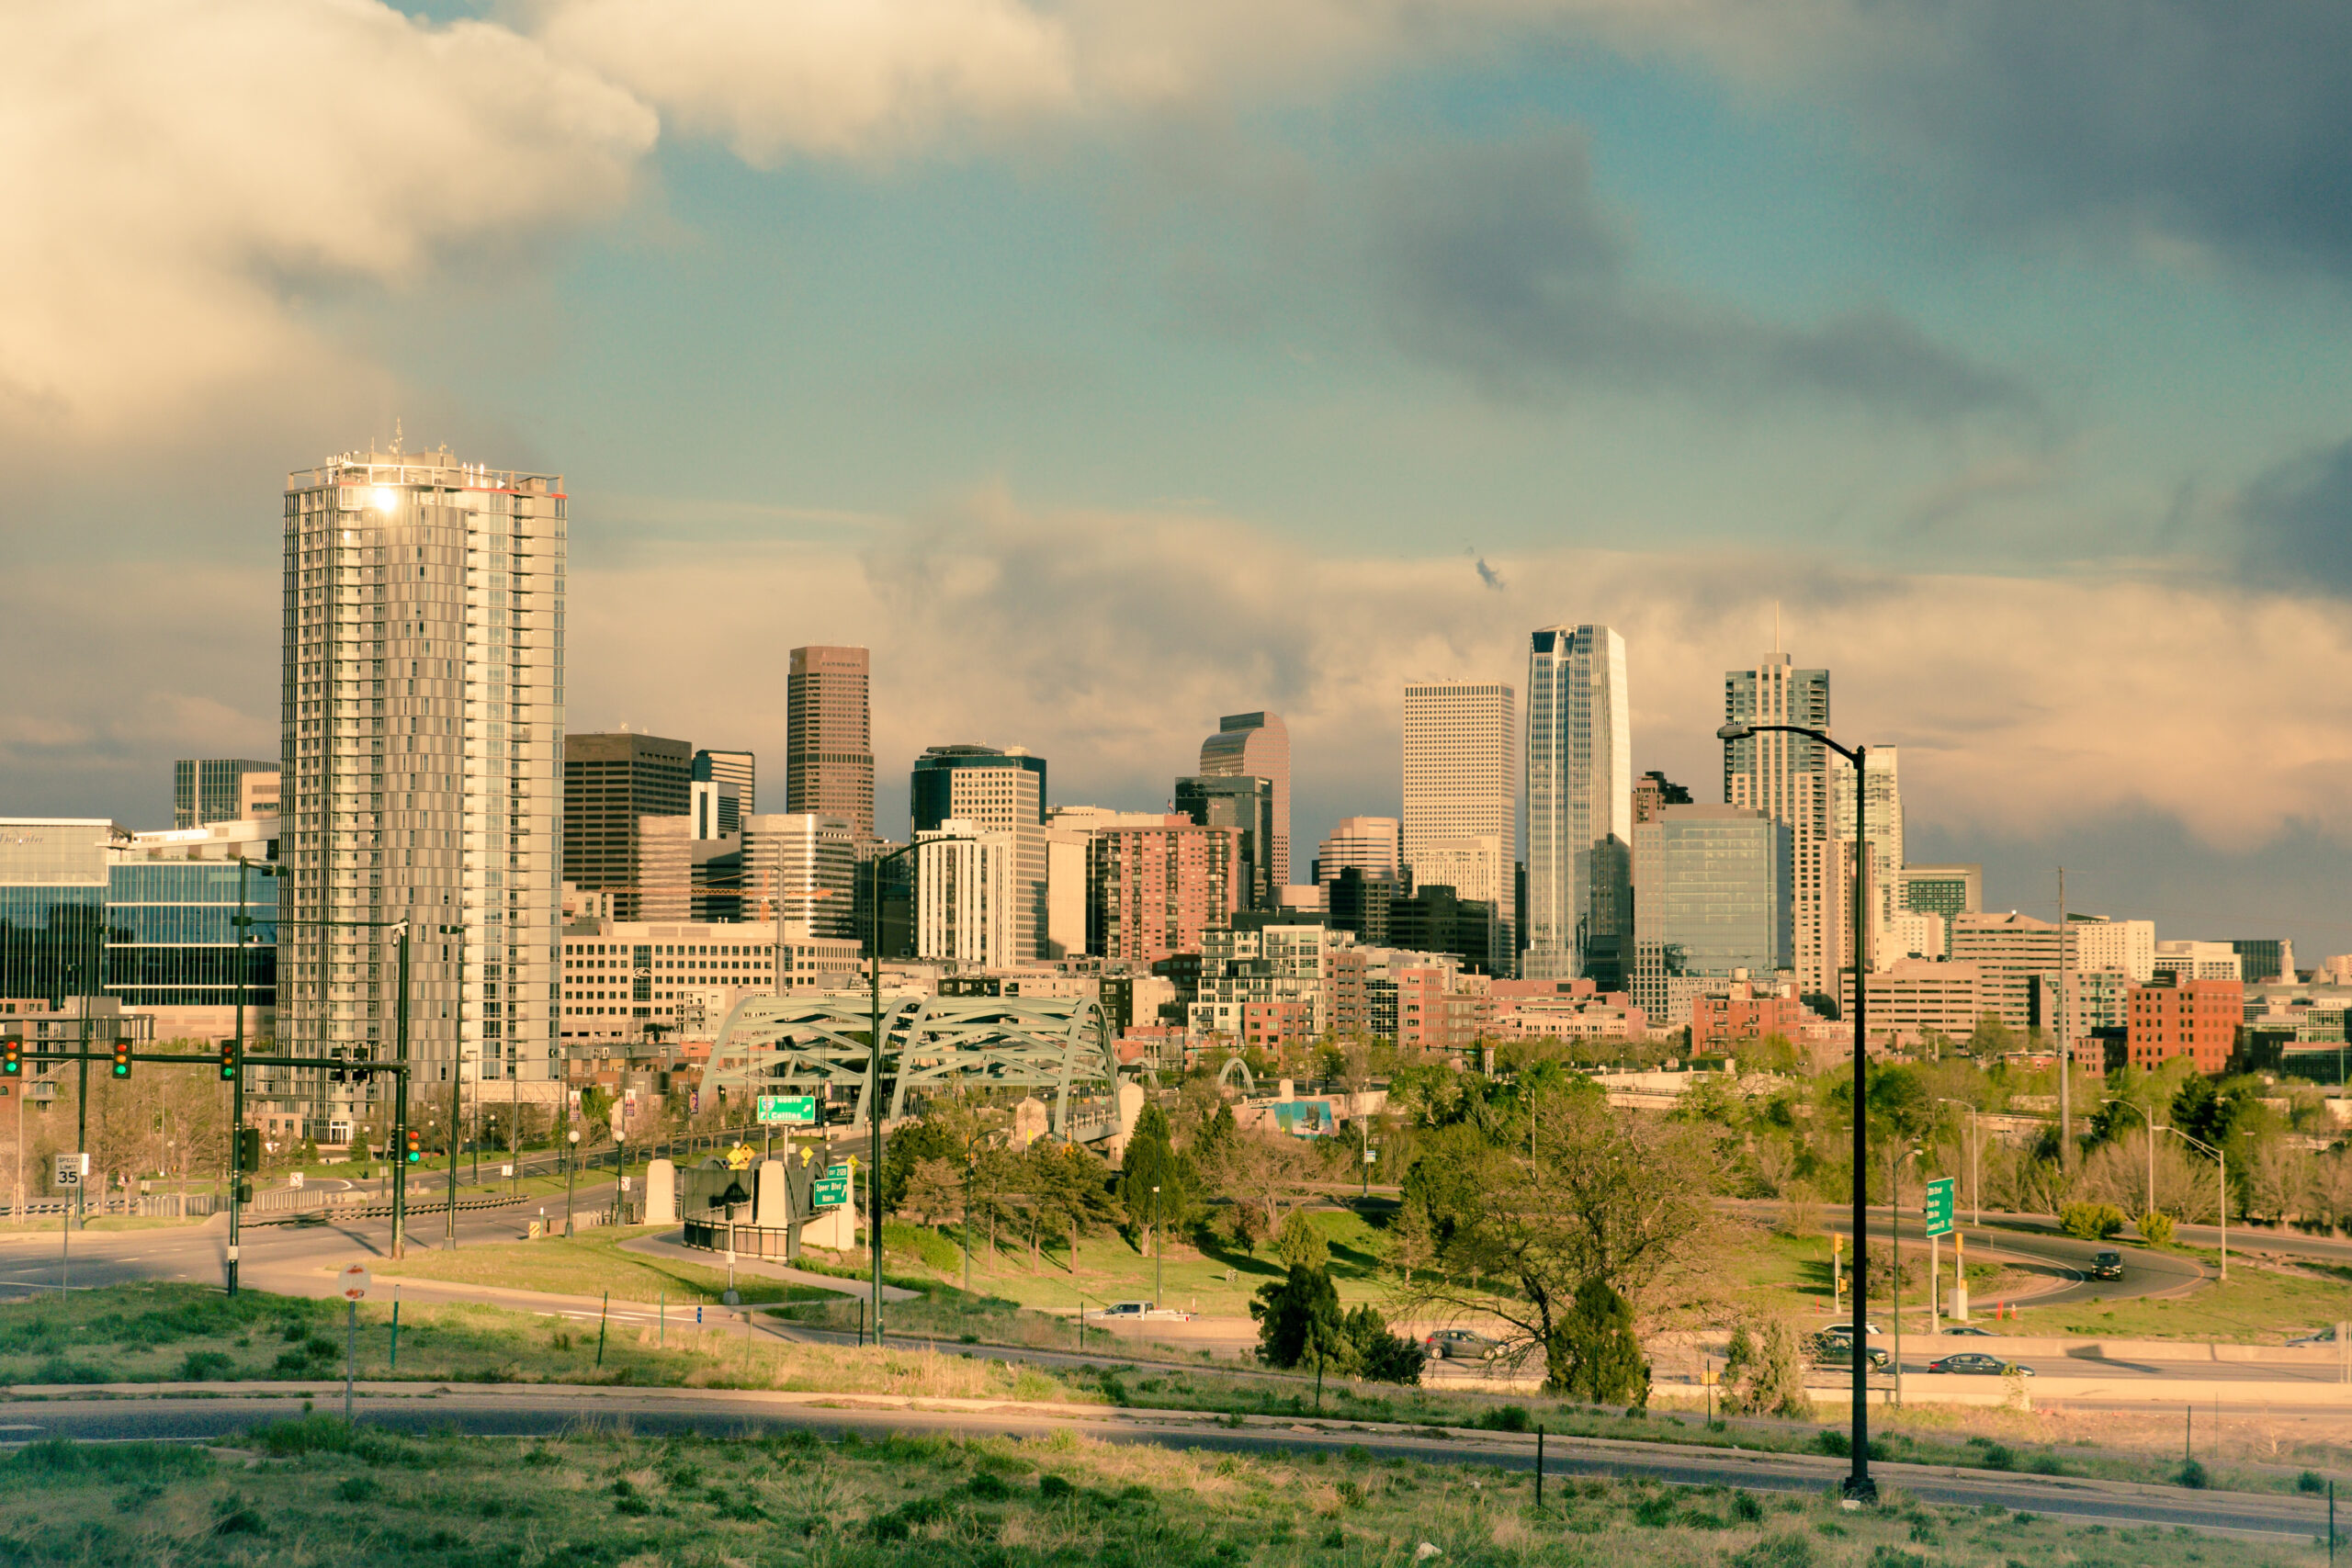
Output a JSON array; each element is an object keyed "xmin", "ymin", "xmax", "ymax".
[{"xmin": 392, "ymin": 928, "xmax": 409, "ymax": 1260}]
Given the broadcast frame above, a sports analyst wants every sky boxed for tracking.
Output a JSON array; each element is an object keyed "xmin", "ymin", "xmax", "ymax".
[{"xmin": 6, "ymin": 1, "xmax": 2352, "ymax": 953}]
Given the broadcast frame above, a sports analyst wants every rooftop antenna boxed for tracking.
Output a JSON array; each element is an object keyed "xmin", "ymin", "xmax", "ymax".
[
  {"xmin": 393, "ymin": 416, "xmax": 404, "ymax": 454},
  {"xmin": 1773, "ymin": 600, "xmax": 1782, "ymax": 656}
]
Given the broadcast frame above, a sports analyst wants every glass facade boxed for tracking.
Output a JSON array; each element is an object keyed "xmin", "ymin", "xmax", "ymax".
[
  {"xmin": 1633, "ymin": 806, "xmax": 1792, "ymax": 1021},
  {"xmin": 0, "ymin": 886, "xmax": 107, "ymax": 1004},
  {"xmin": 103, "ymin": 863, "xmax": 277, "ymax": 1009}
]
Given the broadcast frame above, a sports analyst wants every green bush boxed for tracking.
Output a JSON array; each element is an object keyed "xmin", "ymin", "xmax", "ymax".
[
  {"xmin": 2137, "ymin": 1211, "xmax": 2176, "ymax": 1247},
  {"xmin": 2176, "ymin": 1458, "xmax": 2209, "ymax": 1490},
  {"xmin": 2059, "ymin": 1201, "xmax": 2127, "ymax": 1240},
  {"xmin": 2299, "ymin": 1469, "xmax": 2327, "ymax": 1495},
  {"xmin": 1477, "ymin": 1404, "xmax": 1532, "ymax": 1433},
  {"xmin": 178, "ymin": 1350, "xmax": 234, "ymax": 1381}
]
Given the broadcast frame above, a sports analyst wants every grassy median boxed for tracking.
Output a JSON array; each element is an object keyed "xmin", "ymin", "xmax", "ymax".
[{"xmin": 0, "ymin": 1418, "xmax": 2324, "ymax": 1567}]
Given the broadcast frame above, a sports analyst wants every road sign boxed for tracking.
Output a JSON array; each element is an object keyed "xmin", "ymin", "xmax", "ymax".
[
  {"xmin": 812, "ymin": 1162, "xmax": 852, "ymax": 1208},
  {"xmin": 339, "ymin": 1263, "xmax": 370, "ymax": 1301},
  {"xmin": 288, "ymin": 1171, "xmax": 305, "ymax": 1190},
  {"xmin": 1924, "ymin": 1176, "xmax": 1956, "ymax": 1238},
  {"xmin": 757, "ymin": 1093, "xmax": 818, "ymax": 1125},
  {"xmin": 53, "ymin": 1153, "xmax": 88, "ymax": 1187}
]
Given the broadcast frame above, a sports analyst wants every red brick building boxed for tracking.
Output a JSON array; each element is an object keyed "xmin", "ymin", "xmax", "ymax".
[
  {"xmin": 2126, "ymin": 975, "xmax": 2242, "ymax": 1074},
  {"xmin": 1690, "ymin": 983, "xmax": 1806, "ymax": 1050}
]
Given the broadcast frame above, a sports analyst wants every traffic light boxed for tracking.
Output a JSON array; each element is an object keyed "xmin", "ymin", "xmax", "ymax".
[
  {"xmin": 404, "ymin": 1129, "xmax": 421, "ymax": 1164},
  {"xmin": 3, "ymin": 1038, "xmax": 18, "ymax": 1077},
  {"xmin": 236, "ymin": 1128, "xmax": 261, "ymax": 1171},
  {"xmin": 110, "ymin": 1039, "xmax": 131, "ymax": 1079},
  {"xmin": 328, "ymin": 1047, "xmax": 346, "ymax": 1084},
  {"xmin": 219, "ymin": 1039, "xmax": 238, "ymax": 1081},
  {"xmin": 350, "ymin": 1050, "xmax": 371, "ymax": 1085}
]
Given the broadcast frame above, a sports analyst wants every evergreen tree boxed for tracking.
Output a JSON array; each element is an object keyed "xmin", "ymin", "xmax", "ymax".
[
  {"xmin": 1118, "ymin": 1101, "xmax": 1189, "ymax": 1250},
  {"xmin": 1250, "ymin": 1262, "xmax": 1348, "ymax": 1372},
  {"xmin": 1550, "ymin": 1279, "xmax": 1648, "ymax": 1405}
]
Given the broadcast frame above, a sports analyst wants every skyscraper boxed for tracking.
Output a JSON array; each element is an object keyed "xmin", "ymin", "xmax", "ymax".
[
  {"xmin": 279, "ymin": 440, "xmax": 564, "ymax": 1107},
  {"xmin": 1402, "ymin": 680, "xmax": 1517, "ymax": 968},
  {"xmin": 1196, "ymin": 711, "xmax": 1290, "ymax": 886},
  {"xmin": 910, "ymin": 745, "xmax": 1048, "ymax": 961},
  {"xmin": 786, "ymin": 646, "xmax": 874, "ymax": 837},
  {"xmin": 691, "ymin": 749, "xmax": 755, "ymax": 840},
  {"xmin": 1631, "ymin": 804, "xmax": 1792, "ymax": 1025},
  {"xmin": 174, "ymin": 759, "xmax": 276, "ymax": 829},
  {"xmin": 1723, "ymin": 650, "xmax": 1833, "ymax": 998},
  {"xmin": 1829, "ymin": 748, "xmax": 1903, "ymax": 974},
  {"xmin": 1174, "ymin": 773, "xmax": 1275, "ymax": 911},
  {"xmin": 563, "ymin": 732, "xmax": 693, "ymax": 919},
  {"xmin": 1313, "ymin": 817, "xmax": 1400, "ymax": 886},
  {"xmin": 1523, "ymin": 625, "xmax": 1632, "ymax": 985}
]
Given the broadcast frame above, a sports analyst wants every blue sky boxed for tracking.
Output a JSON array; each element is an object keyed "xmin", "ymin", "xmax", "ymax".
[{"xmin": 8, "ymin": 0, "xmax": 2352, "ymax": 953}]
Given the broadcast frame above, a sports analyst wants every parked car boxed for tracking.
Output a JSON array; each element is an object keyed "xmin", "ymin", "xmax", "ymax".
[
  {"xmin": 2089, "ymin": 1250, "xmax": 2125, "ymax": 1280},
  {"xmin": 1928, "ymin": 1352, "xmax": 2033, "ymax": 1377},
  {"xmin": 1422, "ymin": 1329, "xmax": 1503, "ymax": 1361},
  {"xmin": 1085, "ymin": 1302, "xmax": 1193, "ymax": 1321},
  {"xmin": 1817, "ymin": 1321, "xmax": 1884, "ymax": 1340},
  {"xmin": 1940, "ymin": 1325, "xmax": 1996, "ymax": 1337},
  {"xmin": 1807, "ymin": 1333, "xmax": 1890, "ymax": 1371}
]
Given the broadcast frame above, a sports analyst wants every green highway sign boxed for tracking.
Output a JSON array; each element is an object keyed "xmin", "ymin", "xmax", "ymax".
[
  {"xmin": 812, "ymin": 1163, "xmax": 852, "ymax": 1208},
  {"xmin": 1923, "ymin": 1176, "xmax": 1956, "ymax": 1238},
  {"xmin": 757, "ymin": 1094, "xmax": 818, "ymax": 1125}
]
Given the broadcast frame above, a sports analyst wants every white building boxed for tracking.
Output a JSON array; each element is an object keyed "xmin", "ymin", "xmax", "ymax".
[
  {"xmin": 558, "ymin": 918, "xmax": 862, "ymax": 1046},
  {"xmin": 2070, "ymin": 916, "xmax": 2155, "ymax": 983},
  {"xmin": 1523, "ymin": 625, "xmax": 1632, "ymax": 984},
  {"xmin": 915, "ymin": 822, "xmax": 1022, "ymax": 970},
  {"xmin": 1402, "ymin": 681, "xmax": 1518, "ymax": 966},
  {"xmin": 279, "ymin": 440, "xmax": 563, "ymax": 1115},
  {"xmin": 2154, "ymin": 940, "xmax": 2242, "ymax": 982},
  {"xmin": 1829, "ymin": 747, "xmax": 1904, "ymax": 983},
  {"xmin": 1314, "ymin": 816, "xmax": 1400, "ymax": 886},
  {"xmin": 1724, "ymin": 649, "xmax": 1834, "ymax": 998},
  {"xmin": 741, "ymin": 812, "xmax": 856, "ymax": 938}
]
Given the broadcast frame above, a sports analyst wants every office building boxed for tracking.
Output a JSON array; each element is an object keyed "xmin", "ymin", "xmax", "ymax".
[
  {"xmin": 557, "ymin": 919, "xmax": 861, "ymax": 1045},
  {"xmin": 1724, "ymin": 650, "xmax": 1833, "ymax": 995},
  {"xmin": 1829, "ymin": 747, "xmax": 1904, "ymax": 979},
  {"xmin": 1086, "ymin": 817, "xmax": 1240, "ymax": 965},
  {"xmin": 280, "ymin": 441, "xmax": 564, "ymax": 1105},
  {"xmin": 1388, "ymin": 883, "xmax": 1502, "ymax": 976},
  {"xmin": 1175, "ymin": 773, "xmax": 1274, "ymax": 911},
  {"xmin": 174, "ymin": 759, "xmax": 276, "ymax": 830},
  {"xmin": 691, "ymin": 749, "xmax": 754, "ymax": 840},
  {"xmin": 786, "ymin": 645, "xmax": 874, "ymax": 837},
  {"xmin": 0, "ymin": 818, "xmax": 119, "ymax": 1005},
  {"xmin": 1313, "ymin": 816, "xmax": 1400, "ymax": 886},
  {"xmin": 911, "ymin": 745, "xmax": 1048, "ymax": 961},
  {"xmin": 915, "ymin": 822, "xmax": 1021, "ymax": 970},
  {"xmin": 1949, "ymin": 912, "xmax": 2076, "ymax": 1035},
  {"xmin": 2128, "ymin": 974, "xmax": 2243, "ymax": 1074},
  {"xmin": 1690, "ymin": 979, "xmax": 1804, "ymax": 1050},
  {"xmin": 1402, "ymin": 680, "xmax": 1518, "ymax": 968},
  {"xmin": 2232, "ymin": 939, "xmax": 2297, "ymax": 985},
  {"xmin": 1327, "ymin": 866, "xmax": 1397, "ymax": 947},
  {"xmin": 1633, "ymin": 770, "xmax": 1691, "ymax": 825},
  {"xmin": 564, "ymin": 732, "xmax": 692, "ymax": 919},
  {"xmin": 2154, "ymin": 940, "xmax": 2243, "ymax": 982},
  {"xmin": 1524, "ymin": 625, "xmax": 1632, "ymax": 984},
  {"xmin": 741, "ymin": 813, "xmax": 856, "ymax": 939},
  {"xmin": 1900, "ymin": 864, "xmax": 1980, "ymax": 957},
  {"xmin": 1196, "ymin": 712, "xmax": 1291, "ymax": 886},
  {"xmin": 237, "ymin": 771, "xmax": 282, "ymax": 823},
  {"xmin": 102, "ymin": 819, "xmax": 279, "ymax": 1040},
  {"xmin": 2070, "ymin": 916, "xmax": 2154, "ymax": 982},
  {"xmin": 1630, "ymin": 805, "xmax": 1793, "ymax": 1027},
  {"xmin": 1841, "ymin": 959, "xmax": 1984, "ymax": 1048}
]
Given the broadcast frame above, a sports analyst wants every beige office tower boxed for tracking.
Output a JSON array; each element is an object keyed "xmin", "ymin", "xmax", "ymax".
[
  {"xmin": 279, "ymin": 441, "xmax": 564, "ymax": 1122},
  {"xmin": 1401, "ymin": 680, "xmax": 1518, "ymax": 967},
  {"xmin": 1197, "ymin": 712, "xmax": 1290, "ymax": 887},
  {"xmin": 1829, "ymin": 748, "xmax": 1904, "ymax": 971},
  {"xmin": 1723, "ymin": 650, "xmax": 1833, "ymax": 997},
  {"xmin": 786, "ymin": 646, "xmax": 874, "ymax": 837}
]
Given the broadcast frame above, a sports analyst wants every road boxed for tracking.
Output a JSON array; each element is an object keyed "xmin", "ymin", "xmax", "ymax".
[{"xmin": 0, "ymin": 1383, "xmax": 2328, "ymax": 1542}]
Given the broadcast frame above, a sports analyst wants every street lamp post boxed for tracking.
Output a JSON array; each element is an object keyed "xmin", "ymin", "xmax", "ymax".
[
  {"xmin": 227, "ymin": 860, "xmax": 280, "ymax": 1297},
  {"xmin": 2102, "ymin": 1097, "xmax": 2160, "ymax": 1222},
  {"xmin": 864, "ymin": 834, "xmax": 968, "ymax": 1348},
  {"xmin": 2160, "ymin": 1126, "xmax": 2227, "ymax": 1281},
  {"xmin": 1720, "ymin": 717, "xmax": 1876, "ymax": 1503},
  {"xmin": 1152, "ymin": 1183, "xmax": 1162, "ymax": 1309},
  {"xmin": 565, "ymin": 1128, "xmax": 581, "ymax": 1238}
]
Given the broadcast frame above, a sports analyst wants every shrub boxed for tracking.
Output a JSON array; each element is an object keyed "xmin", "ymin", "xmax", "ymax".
[
  {"xmin": 2059, "ymin": 1202, "xmax": 2127, "ymax": 1241},
  {"xmin": 1478, "ymin": 1404, "xmax": 1532, "ymax": 1433},
  {"xmin": 1721, "ymin": 1318, "xmax": 1812, "ymax": 1419},
  {"xmin": 2137, "ymin": 1211, "xmax": 2176, "ymax": 1247},
  {"xmin": 178, "ymin": 1350, "xmax": 234, "ymax": 1382},
  {"xmin": 2176, "ymin": 1458, "xmax": 2208, "ymax": 1489},
  {"xmin": 2299, "ymin": 1470, "xmax": 2327, "ymax": 1495},
  {"xmin": 1340, "ymin": 1303, "xmax": 1426, "ymax": 1385}
]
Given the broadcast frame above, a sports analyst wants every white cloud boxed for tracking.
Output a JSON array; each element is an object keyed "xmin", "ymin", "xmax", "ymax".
[{"xmin": 0, "ymin": 0, "xmax": 656, "ymax": 435}]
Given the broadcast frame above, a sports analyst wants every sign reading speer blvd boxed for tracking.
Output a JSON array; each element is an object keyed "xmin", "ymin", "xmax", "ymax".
[{"xmin": 1923, "ymin": 1176, "xmax": 1956, "ymax": 1238}]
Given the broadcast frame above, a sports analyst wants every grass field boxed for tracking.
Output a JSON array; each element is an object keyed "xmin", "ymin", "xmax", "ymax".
[
  {"xmin": 0, "ymin": 1416, "xmax": 2324, "ymax": 1567},
  {"xmin": 2014, "ymin": 1248, "xmax": 2352, "ymax": 1343},
  {"xmin": 372, "ymin": 1225, "xmax": 839, "ymax": 1307}
]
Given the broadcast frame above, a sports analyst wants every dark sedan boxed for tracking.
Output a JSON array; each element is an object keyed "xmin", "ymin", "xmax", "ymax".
[{"xmin": 1928, "ymin": 1352, "xmax": 2033, "ymax": 1376}]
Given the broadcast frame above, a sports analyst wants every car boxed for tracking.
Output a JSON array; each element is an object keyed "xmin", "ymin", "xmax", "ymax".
[
  {"xmin": 1928, "ymin": 1352, "xmax": 2034, "ymax": 1377},
  {"xmin": 1083, "ymin": 1301, "xmax": 1192, "ymax": 1321},
  {"xmin": 1817, "ymin": 1321, "xmax": 1884, "ymax": 1341},
  {"xmin": 1422, "ymin": 1329, "xmax": 1503, "ymax": 1361},
  {"xmin": 1940, "ymin": 1325, "xmax": 1996, "ymax": 1337},
  {"xmin": 1807, "ymin": 1333, "xmax": 1890, "ymax": 1371},
  {"xmin": 2089, "ymin": 1250, "xmax": 2125, "ymax": 1280}
]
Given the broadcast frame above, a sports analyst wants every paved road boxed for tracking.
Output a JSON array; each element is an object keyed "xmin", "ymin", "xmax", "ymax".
[{"xmin": 0, "ymin": 1384, "xmax": 2325, "ymax": 1542}]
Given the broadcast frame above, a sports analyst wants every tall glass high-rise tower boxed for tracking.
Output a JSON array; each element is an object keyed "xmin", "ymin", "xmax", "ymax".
[
  {"xmin": 1723, "ymin": 649, "xmax": 1832, "ymax": 996},
  {"xmin": 279, "ymin": 440, "xmax": 564, "ymax": 1124},
  {"xmin": 1401, "ymin": 679, "xmax": 1518, "ymax": 969},
  {"xmin": 1523, "ymin": 625, "xmax": 1632, "ymax": 985}
]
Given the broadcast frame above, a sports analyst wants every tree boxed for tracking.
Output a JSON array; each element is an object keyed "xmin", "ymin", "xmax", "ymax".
[
  {"xmin": 1340, "ymin": 1303, "xmax": 1427, "ymax": 1384},
  {"xmin": 899, "ymin": 1156, "xmax": 963, "ymax": 1230},
  {"xmin": 1118, "ymin": 1102, "xmax": 1187, "ymax": 1254},
  {"xmin": 1555, "ymin": 1279, "xmax": 1647, "ymax": 1404},
  {"xmin": 1967, "ymin": 1014, "xmax": 2018, "ymax": 1059},
  {"xmin": 1392, "ymin": 1086, "xmax": 1718, "ymax": 1393},
  {"xmin": 1275, "ymin": 1209, "xmax": 1329, "ymax": 1271},
  {"xmin": 1250, "ymin": 1263, "xmax": 1348, "ymax": 1373},
  {"xmin": 1205, "ymin": 1125, "xmax": 1321, "ymax": 1246},
  {"xmin": 1721, "ymin": 1318, "xmax": 1812, "ymax": 1418}
]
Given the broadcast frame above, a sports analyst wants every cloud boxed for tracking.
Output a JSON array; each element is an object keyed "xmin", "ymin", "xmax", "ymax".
[
  {"xmin": 1370, "ymin": 131, "xmax": 2039, "ymax": 419},
  {"xmin": 2239, "ymin": 434, "xmax": 2352, "ymax": 592},
  {"xmin": 528, "ymin": 0, "xmax": 1078, "ymax": 164},
  {"xmin": 0, "ymin": 0, "xmax": 656, "ymax": 437}
]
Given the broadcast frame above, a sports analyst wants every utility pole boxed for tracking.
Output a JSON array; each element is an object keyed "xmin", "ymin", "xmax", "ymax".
[
  {"xmin": 391, "ymin": 926, "xmax": 409, "ymax": 1259},
  {"xmin": 2057, "ymin": 868, "xmax": 2071, "ymax": 1170}
]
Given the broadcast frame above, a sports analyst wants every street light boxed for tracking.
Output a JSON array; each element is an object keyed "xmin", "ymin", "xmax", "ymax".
[
  {"xmin": 2159, "ymin": 1126, "xmax": 2226, "ymax": 1281},
  {"xmin": 2101, "ymin": 1097, "xmax": 2160, "ymax": 1223},
  {"xmin": 1719, "ymin": 716, "xmax": 1878, "ymax": 1504},
  {"xmin": 564, "ymin": 1128, "xmax": 581, "ymax": 1238},
  {"xmin": 863, "ymin": 833, "xmax": 970, "ymax": 1348},
  {"xmin": 1152, "ymin": 1183, "xmax": 1162, "ymax": 1309}
]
